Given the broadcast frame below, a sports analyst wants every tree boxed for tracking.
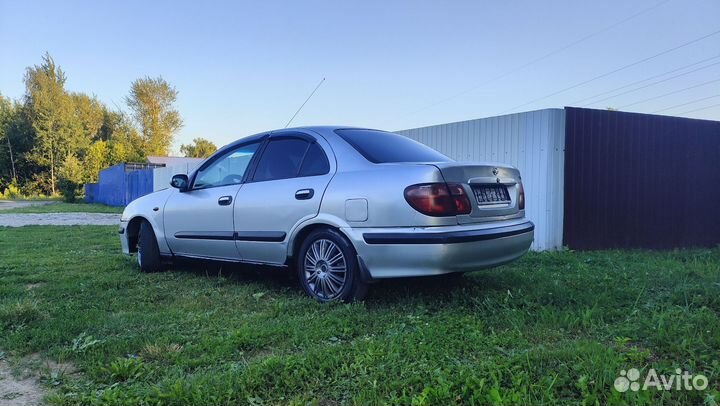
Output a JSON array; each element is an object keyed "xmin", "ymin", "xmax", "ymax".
[
  {"xmin": 180, "ymin": 137, "xmax": 217, "ymax": 158},
  {"xmin": 24, "ymin": 53, "xmax": 69, "ymax": 194},
  {"xmin": 71, "ymin": 93, "xmax": 105, "ymax": 143},
  {"xmin": 0, "ymin": 54, "xmax": 189, "ymax": 197},
  {"xmin": 0, "ymin": 95, "xmax": 18, "ymax": 182},
  {"xmin": 98, "ymin": 109, "xmax": 146, "ymax": 164},
  {"xmin": 57, "ymin": 154, "xmax": 84, "ymax": 202},
  {"xmin": 84, "ymin": 141, "xmax": 109, "ymax": 182},
  {"xmin": 0, "ymin": 96, "xmax": 35, "ymax": 189},
  {"xmin": 23, "ymin": 53, "xmax": 90, "ymax": 194},
  {"xmin": 125, "ymin": 77, "xmax": 183, "ymax": 156}
]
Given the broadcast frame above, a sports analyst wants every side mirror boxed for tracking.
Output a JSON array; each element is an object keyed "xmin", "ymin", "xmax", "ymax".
[{"xmin": 170, "ymin": 174, "xmax": 189, "ymax": 192}]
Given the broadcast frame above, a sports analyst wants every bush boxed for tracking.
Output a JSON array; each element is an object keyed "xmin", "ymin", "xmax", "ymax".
[
  {"xmin": 1, "ymin": 181, "xmax": 20, "ymax": 199},
  {"xmin": 58, "ymin": 179, "xmax": 83, "ymax": 202},
  {"xmin": 58, "ymin": 155, "xmax": 84, "ymax": 202}
]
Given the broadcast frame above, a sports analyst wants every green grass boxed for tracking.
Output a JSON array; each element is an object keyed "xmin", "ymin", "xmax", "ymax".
[
  {"xmin": 0, "ymin": 226, "xmax": 719, "ymax": 405},
  {"xmin": 0, "ymin": 194, "xmax": 62, "ymax": 201},
  {"xmin": 0, "ymin": 202, "xmax": 123, "ymax": 214}
]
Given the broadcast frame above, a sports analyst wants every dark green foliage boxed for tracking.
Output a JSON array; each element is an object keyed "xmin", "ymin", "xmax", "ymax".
[
  {"xmin": 126, "ymin": 77, "xmax": 183, "ymax": 156},
  {"xmin": 57, "ymin": 155, "xmax": 84, "ymax": 202},
  {"xmin": 1, "ymin": 226, "xmax": 719, "ymax": 405},
  {"xmin": 0, "ymin": 94, "xmax": 35, "ymax": 189},
  {"xmin": 1, "ymin": 54, "xmax": 183, "ymax": 197}
]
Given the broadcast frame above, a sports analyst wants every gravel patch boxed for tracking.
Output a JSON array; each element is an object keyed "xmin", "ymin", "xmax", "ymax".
[
  {"xmin": 0, "ymin": 213, "xmax": 119, "ymax": 227},
  {"xmin": 0, "ymin": 201, "xmax": 57, "ymax": 211}
]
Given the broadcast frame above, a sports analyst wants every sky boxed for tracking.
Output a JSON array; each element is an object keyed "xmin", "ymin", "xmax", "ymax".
[{"xmin": 1, "ymin": 0, "xmax": 719, "ymax": 152}]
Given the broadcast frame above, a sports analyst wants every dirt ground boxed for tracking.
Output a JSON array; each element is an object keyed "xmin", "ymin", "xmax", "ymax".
[
  {"xmin": 0, "ymin": 360, "xmax": 44, "ymax": 406},
  {"xmin": 0, "ymin": 201, "xmax": 57, "ymax": 211},
  {"xmin": 0, "ymin": 213, "xmax": 119, "ymax": 227}
]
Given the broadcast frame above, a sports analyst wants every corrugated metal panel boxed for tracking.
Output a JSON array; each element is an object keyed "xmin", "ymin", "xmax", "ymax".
[
  {"xmin": 84, "ymin": 183, "xmax": 99, "ymax": 203},
  {"xmin": 86, "ymin": 163, "xmax": 156, "ymax": 206},
  {"xmin": 564, "ymin": 107, "xmax": 720, "ymax": 250},
  {"xmin": 126, "ymin": 168, "xmax": 154, "ymax": 204},
  {"xmin": 96, "ymin": 164, "xmax": 126, "ymax": 206},
  {"xmin": 398, "ymin": 109, "xmax": 565, "ymax": 250}
]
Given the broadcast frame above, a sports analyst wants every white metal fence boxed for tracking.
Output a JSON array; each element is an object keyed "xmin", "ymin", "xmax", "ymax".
[{"xmin": 153, "ymin": 163, "xmax": 201, "ymax": 192}]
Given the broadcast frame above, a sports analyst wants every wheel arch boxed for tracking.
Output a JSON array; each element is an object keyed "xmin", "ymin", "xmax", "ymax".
[
  {"xmin": 287, "ymin": 215, "xmax": 353, "ymax": 262},
  {"xmin": 125, "ymin": 216, "xmax": 148, "ymax": 253}
]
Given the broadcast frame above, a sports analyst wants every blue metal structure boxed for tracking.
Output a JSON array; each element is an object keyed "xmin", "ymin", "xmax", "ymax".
[
  {"xmin": 126, "ymin": 168, "xmax": 154, "ymax": 204},
  {"xmin": 85, "ymin": 163, "xmax": 158, "ymax": 206}
]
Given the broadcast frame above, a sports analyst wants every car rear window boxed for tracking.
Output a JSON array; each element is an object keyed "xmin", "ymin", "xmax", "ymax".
[
  {"xmin": 299, "ymin": 142, "xmax": 330, "ymax": 176},
  {"xmin": 334, "ymin": 129, "xmax": 451, "ymax": 164}
]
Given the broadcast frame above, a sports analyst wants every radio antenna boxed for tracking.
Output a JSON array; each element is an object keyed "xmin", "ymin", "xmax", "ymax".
[{"xmin": 285, "ymin": 77, "xmax": 325, "ymax": 128}]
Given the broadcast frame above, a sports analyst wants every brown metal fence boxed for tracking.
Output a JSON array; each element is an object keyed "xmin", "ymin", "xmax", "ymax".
[{"xmin": 563, "ymin": 107, "xmax": 720, "ymax": 250}]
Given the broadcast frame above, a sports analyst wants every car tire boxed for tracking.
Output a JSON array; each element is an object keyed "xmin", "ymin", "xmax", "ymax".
[
  {"xmin": 137, "ymin": 220, "xmax": 163, "ymax": 273},
  {"xmin": 297, "ymin": 228, "xmax": 368, "ymax": 303},
  {"xmin": 443, "ymin": 272, "xmax": 465, "ymax": 282}
]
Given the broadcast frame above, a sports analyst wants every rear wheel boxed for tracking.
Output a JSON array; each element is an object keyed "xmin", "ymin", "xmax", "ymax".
[
  {"xmin": 442, "ymin": 272, "xmax": 465, "ymax": 285},
  {"xmin": 297, "ymin": 228, "xmax": 367, "ymax": 303},
  {"xmin": 137, "ymin": 220, "xmax": 163, "ymax": 273}
]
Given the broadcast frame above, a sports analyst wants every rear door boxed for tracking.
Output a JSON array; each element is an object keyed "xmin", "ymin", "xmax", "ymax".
[{"xmin": 234, "ymin": 131, "xmax": 334, "ymax": 264}]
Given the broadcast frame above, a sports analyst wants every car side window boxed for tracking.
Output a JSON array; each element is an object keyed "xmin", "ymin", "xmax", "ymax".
[
  {"xmin": 299, "ymin": 142, "xmax": 330, "ymax": 177},
  {"xmin": 193, "ymin": 142, "xmax": 260, "ymax": 189},
  {"xmin": 252, "ymin": 138, "xmax": 310, "ymax": 182}
]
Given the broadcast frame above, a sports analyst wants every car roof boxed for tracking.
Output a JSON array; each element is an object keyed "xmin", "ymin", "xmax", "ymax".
[
  {"xmin": 222, "ymin": 126, "xmax": 385, "ymax": 148},
  {"xmin": 212, "ymin": 126, "xmax": 400, "ymax": 165},
  {"xmin": 278, "ymin": 125, "xmax": 379, "ymax": 134}
]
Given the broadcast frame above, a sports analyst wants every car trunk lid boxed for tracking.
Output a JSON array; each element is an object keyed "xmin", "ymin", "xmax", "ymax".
[{"xmin": 428, "ymin": 162, "xmax": 523, "ymax": 224}]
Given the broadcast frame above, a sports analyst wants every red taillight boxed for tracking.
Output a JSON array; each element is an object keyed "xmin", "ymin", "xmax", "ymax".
[
  {"xmin": 404, "ymin": 183, "xmax": 472, "ymax": 217},
  {"xmin": 446, "ymin": 183, "xmax": 472, "ymax": 215},
  {"xmin": 518, "ymin": 182, "xmax": 525, "ymax": 210}
]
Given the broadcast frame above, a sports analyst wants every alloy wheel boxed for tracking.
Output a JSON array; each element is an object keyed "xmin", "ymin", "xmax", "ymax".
[{"xmin": 303, "ymin": 239, "xmax": 347, "ymax": 300}]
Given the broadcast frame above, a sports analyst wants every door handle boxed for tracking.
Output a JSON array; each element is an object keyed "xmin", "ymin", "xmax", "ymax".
[
  {"xmin": 218, "ymin": 196, "xmax": 233, "ymax": 206},
  {"xmin": 295, "ymin": 189, "xmax": 314, "ymax": 200}
]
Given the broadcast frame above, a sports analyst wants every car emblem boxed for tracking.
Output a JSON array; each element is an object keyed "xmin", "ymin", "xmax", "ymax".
[{"xmin": 492, "ymin": 167, "xmax": 498, "ymax": 176}]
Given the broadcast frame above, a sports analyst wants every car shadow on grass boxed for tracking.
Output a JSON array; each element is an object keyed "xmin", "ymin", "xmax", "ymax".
[
  {"xmin": 167, "ymin": 257, "xmax": 513, "ymax": 304},
  {"xmin": 169, "ymin": 257, "xmax": 297, "ymax": 287}
]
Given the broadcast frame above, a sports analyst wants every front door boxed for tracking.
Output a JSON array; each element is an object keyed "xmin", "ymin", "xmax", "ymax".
[
  {"xmin": 234, "ymin": 132, "xmax": 334, "ymax": 264},
  {"xmin": 163, "ymin": 140, "xmax": 262, "ymax": 260}
]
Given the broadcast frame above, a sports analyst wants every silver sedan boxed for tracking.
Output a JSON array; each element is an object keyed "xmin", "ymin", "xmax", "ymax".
[{"xmin": 119, "ymin": 127, "xmax": 534, "ymax": 302}]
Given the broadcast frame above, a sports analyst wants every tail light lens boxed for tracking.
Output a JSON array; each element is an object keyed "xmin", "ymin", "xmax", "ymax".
[
  {"xmin": 446, "ymin": 183, "xmax": 472, "ymax": 214},
  {"xmin": 404, "ymin": 183, "xmax": 472, "ymax": 217},
  {"xmin": 518, "ymin": 182, "xmax": 525, "ymax": 210}
]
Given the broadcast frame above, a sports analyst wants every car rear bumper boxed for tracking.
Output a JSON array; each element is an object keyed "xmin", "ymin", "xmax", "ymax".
[{"xmin": 342, "ymin": 219, "xmax": 534, "ymax": 278}]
